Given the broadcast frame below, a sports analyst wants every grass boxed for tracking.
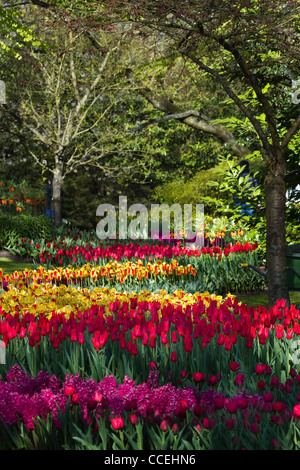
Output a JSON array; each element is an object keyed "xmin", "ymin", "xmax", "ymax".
[
  {"xmin": 236, "ymin": 291, "xmax": 300, "ymax": 308},
  {"xmin": 0, "ymin": 257, "xmax": 34, "ymax": 274}
]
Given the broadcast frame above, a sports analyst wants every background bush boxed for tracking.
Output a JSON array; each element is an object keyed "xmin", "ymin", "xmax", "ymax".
[{"xmin": 0, "ymin": 214, "xmax": 52, "ymax": 251}]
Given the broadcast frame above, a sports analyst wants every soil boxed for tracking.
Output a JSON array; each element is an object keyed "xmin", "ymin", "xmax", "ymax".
[
  {"xmin": 233, "ymin": 287, "xmax": 268, "ymax": 296},
  {"xmin": 0, "ymin": 250, "xmax": 34, "ymax": 264}
]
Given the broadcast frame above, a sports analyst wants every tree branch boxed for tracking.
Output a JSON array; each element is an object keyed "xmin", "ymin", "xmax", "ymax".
[
  {"xmin": 22, "ymin": 120, "xmax": 53, "ymax": 146},
  {"xmin": 137, "ymin": 87, "xmax": 250, "ymax": 157},
  {"xmin": 28, "ymin": 149, "xmax": 49, "ymax": 168},
  {"xmin": 69, "ymin": 42, "xmax": 80, "ymax": 102},
  {"xmin": 281, "ymin": 114, "xmax": 300, "ymax": 152},
  {"xmin": 30, "ymin": 0, "xmax": 53, "ymax": 7},
  {"xmin": 215, "ymin": 36, "xmax": 280, "ymax": 150},
  {"xmin": 182, "ymin": 51, "xmax": 274, "ymax": 156},
  {"xmin": 62, "ymin": 49, "xmax": 111, "ymax": 146}
]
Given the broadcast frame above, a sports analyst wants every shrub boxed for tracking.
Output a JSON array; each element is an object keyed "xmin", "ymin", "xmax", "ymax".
[{"xmin": 0, "ymin": 214, "xmax": 52, "ymax": 251}]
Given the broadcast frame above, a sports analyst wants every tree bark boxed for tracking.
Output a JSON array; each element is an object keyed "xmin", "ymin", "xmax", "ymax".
[
  {"xmin": 52, "ymin": 165, "xmax": 63, "ymax": 228},
  {"xmin": 264, "ymin": 151, "xmax": 290, "ymax": 306},
  {"xmin": 138, "ymin": 88, "xmax": 250, "ymax": 158}
]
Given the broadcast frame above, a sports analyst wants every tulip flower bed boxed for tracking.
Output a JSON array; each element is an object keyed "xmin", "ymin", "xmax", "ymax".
[
  {"xmin": 7, "ymin": 232, "xmax": 265, "ymax": 294},
  {"xmin": 9, "ymin": 216, "xmax": 250, "ymax": 261},
  {"xmin": 1, "ymin": 226, "xmax": 296, "ymax": 451},
  {"xmin": 0, "ymin": 259, "xmax": 300, "ymax": 449},
  {"xmin": 18, "ymin": 234, "xmax": 259, "ymax": 268},
  {"xmin": 0, "ymin": 259, "xmax": 198, "ymax": 293}
]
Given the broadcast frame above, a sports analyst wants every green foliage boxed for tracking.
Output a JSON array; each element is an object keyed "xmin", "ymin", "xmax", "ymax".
[
  {"xmin": 180, "ymin": 249, "xmax": 266, "ymax": 295},
  {"xmin": 0, "ymin": 214, "xmax": 52, "ymax": 250},
  {"xmin": 286, "ymin": 200, "xmax": 300, "ymax": 245},
  {"xmin": 0, "ymin": 179, "xmax": 45, "ymax": 215},
  {"xmin": 0, "ymin": 3, "xmax": 42, "ymax": 60},
  {"xmin": 154, "ymin": 158, "xmax": 234, "ymax": 215},
  {"xmin": 286, "ymin": 221, "xmax": 300, "ymax": 245}
]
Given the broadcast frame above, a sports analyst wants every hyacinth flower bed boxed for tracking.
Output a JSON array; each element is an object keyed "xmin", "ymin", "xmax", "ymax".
[
  {"xmin": 1, "ymin": 362, "xmax": 300, "ymax": 451},
  {"xmin": 0, "ymin": 258, "xmax": 300, "ymax": 450}
]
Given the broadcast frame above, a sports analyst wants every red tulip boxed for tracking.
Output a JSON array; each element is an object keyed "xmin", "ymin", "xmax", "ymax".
[
  {"xmin": 180, "ymin": 370, "xmax": 188, "ymax": 379},
  {"xmin": 272, "ymin": 439, "xmax": 281, "ymax": 449},
  {"xmin": 225, "ymin": 418, "xmax": 235, "ymax": 430},
  {"xmin": 19, "ymin": 327, "xmax": 26, "ymax": 338},
  {"xmin": 160, "ymin": 419, "xmax": 169, "ymax": 432},
  {"xmin": 235, "ymin": 373, "xmax": 245, "ymax": 387},
  {"xmin": 111, "ymin": 416, "xmax": 124, "ymax": 430},
  {"xmin": 174, "ymin": 405, "xmax": 187, "ymax": 419},
  {"xmin": 209, "ymin": 374, "xmax": 221, "ymax": 386},
  {"xmin": 172, "ymin": 423, "xmax": 179, "ymax": 434},
  {"xmin": 214, "ymin": 397, "xmax": 225, "ymax": 410},
  {"xmin": 270, "ymin": 376, "xmax": 280, "ymax": 388},
  {"xmin": 217, "ymin": 333, "xmax": 225, "ymax": 345},
  {"xmin": 71, "ymin": 393, "xmax": 80, "ymax": 405},
  {"xmin": 184, "ymin": 334, "xmax": 193, "ymax": 352},
  {"xmin": 263, "ymin": 392, "xmax": 274, "ymax": 402},
  {"xmin": 179, "ymin": 399, "xmax": 189, "ymax": 410},
  {"xmin": 272, "ymin": 401, "xmax": 286, "ymax": 413},
  {"xmin": 254, "ymin": 413, "xmax": 262, "ymax": 423},
  {"xmin": 171, "ymin": 331, "xmax": 177, "ymax": 343},
  {"xmin": 202, "ymin": 417, "xmax": 215, "ymax": 429},
  {"xmin": 237, "ymin": 398, "xmax": 248, "ymax": 410},
  {"xmin": 257, "ymin": 380, "xmax": 266, "ymax": 390},
  {"xmin": 255, "ymin": 364, "xmax": 266, "ymax": 375},
  {"xmin": 142, "ymin": 332, "xmax": 148, "ymax": 345},
  {"xmin": 276, "ymin": 324, "xmax": 284, "ymax": 339},
  {"xmin": 250, "ymin": 422, "xmax": 260, "ymax": 434},
  {"xmin": 225, "ymin": 400, "xmax": 239, "ymax": 414},
  {"xmin": 124, "ymin": 399, "xmax": 137, "ymax": 411},
  {"xmin": 293, "ymin": 405, "xmax": 300, "ymax": 419},
  {"xmin": 64, "ymin": 386, "xmax": 75, "ymax": 396},
  {"xmin": 28, "ymin": 334, "xmax": 35, "ymax": 347},
  {"xmin": 194, "ymin": 424, "xmax": 202, "ymax": 434},
  {"xmin": 87, "ymin": 398, "xmax": 97, "ymax": 410},
  {"xmin": 130, "ymin": 414, "xmax": 139, "ymax": 425},
  {"xmin": 161, "ymin": 331, "xmax": 168, "ymax": 345},
  {"xmin": 224, "ymin": 336, "xmax": 232, "ymax": 351},
  {"xmin": 78, "ymin": 331, "xmax": 84, "ymax": 344},
  {"xmin": 192, "ymin": 372, "xmax": 206, "ymax": 383}
]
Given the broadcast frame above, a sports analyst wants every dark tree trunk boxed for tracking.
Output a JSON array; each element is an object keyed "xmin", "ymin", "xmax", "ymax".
[
  {"xmin": 264, "ymin": 151, "xmax": 290, "ymax": 306},
  {"xmin": 52, "ymin": 166, "xmax": 63, "ymax": 228}
]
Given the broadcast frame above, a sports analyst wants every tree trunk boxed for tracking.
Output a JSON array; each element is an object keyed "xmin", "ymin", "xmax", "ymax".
[
  {"xmin": 52, "ymin": 165, "xmax": 63, "ymax": 228},
  {"xmin": 264, "ymin": 152, "xmax": 290, "ymax": 306}
]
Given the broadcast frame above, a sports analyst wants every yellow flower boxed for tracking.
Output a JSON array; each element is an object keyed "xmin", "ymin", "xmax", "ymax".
[{"xmin": 0, "ymin": 262, "xmax": 235, "ymax": 320}]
